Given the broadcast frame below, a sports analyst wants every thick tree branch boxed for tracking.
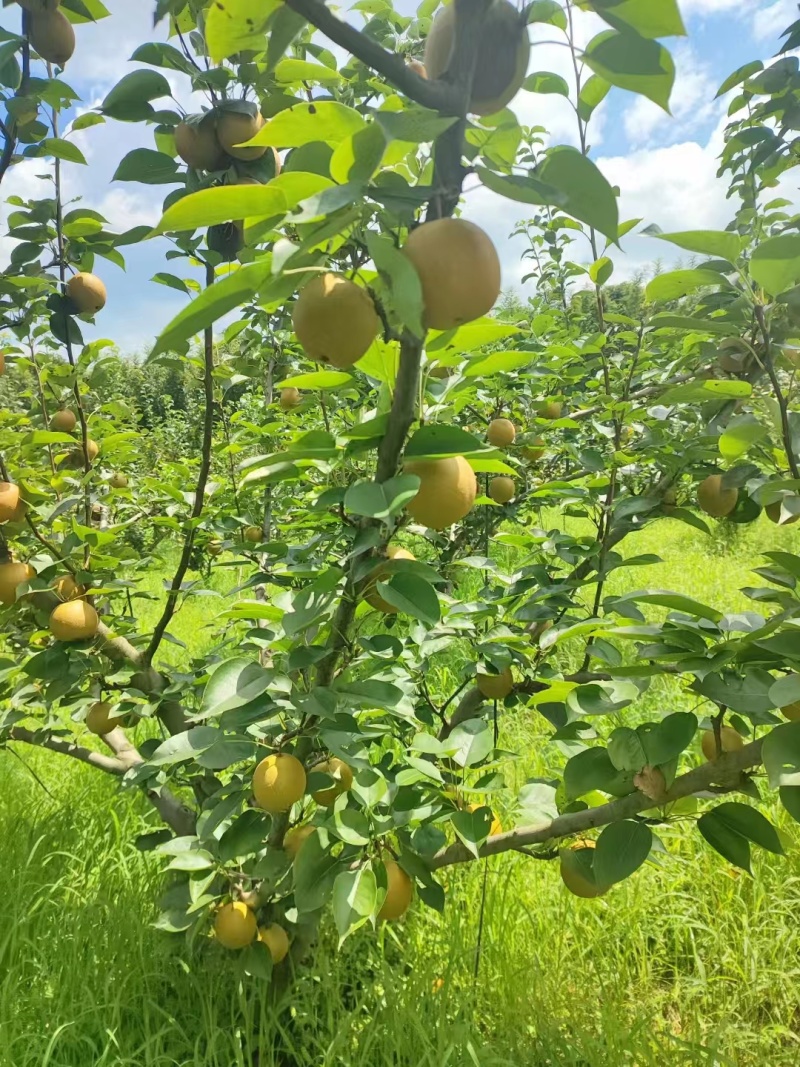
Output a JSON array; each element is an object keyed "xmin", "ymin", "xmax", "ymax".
[
  {"xmin": 7, "ymin": 727, "xmax": 126, "ymax": 775},
  {"xmin": 145, "ymin": 264, "xmax": 216, "ymax": 665},
  {"xmin": 7, "ymin": 726, "xmax": 196, "ymax": 835},
  {"xmin": 430, "ymin": 738, "xmax": 764, "ymax": 869},
  {"xmin": 376, "ymin": 334, "xmax": 423, "ymax": 481},
  {"xmin": 283, "ymin": 0, "xmax": 458, "ymax": 112}
]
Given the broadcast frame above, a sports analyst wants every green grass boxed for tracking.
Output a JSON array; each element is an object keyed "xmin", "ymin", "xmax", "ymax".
[{"xmin": 3, "ymin": 511, "xmax": 800, "ymax": 1066}]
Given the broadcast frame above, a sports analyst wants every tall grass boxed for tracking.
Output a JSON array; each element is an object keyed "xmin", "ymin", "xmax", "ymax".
[{"xmin": 2, "ymin": 512, "xmax": 800, "ymax": 1066}]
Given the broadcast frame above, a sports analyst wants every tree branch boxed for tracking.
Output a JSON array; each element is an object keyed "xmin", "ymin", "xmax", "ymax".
[
  {"xmin": 144, "ymin": 263, "xmax": 216, "ymax": 665},
  {"xmin": 430, "ymin": 738, "xmax": 764, "ymax": 869},
  {"xmin": 7, "ymin": 727, "xmax": 126, "ymax": 775},
  {"xmin": 755, "ymin": 303, "xmax": 800, "ymax": 478},
  {"xmin": 283, "ymin": 0, "xmax": 458, "ymax": 112}
]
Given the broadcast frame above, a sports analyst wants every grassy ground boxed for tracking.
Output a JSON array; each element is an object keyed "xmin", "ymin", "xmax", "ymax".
[{"xmin": 2, "ymin": 511, "xmax": 800, "ymax": 1066}]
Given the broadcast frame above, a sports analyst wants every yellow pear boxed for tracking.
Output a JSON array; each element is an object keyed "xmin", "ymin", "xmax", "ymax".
[
  {"xmin": 487, "ymin": 418, "xmax": 515, "ymax": 447},
  {"xmin": 29, "ymin": 8, "xmax": 74, "ymax": 66},
  {"xmin": 377, "ymin": 860, "xmax": 413, "ymax": 920},
  {"xmin": 476, "ymin": 667, "xmax": 513, "ymax": 700},
  {"xmin": 280, "ymin": 387, "xmax": 302, "ymax": 411},
  {"xmin": 402, "ymin": 218, "xmax": 500, "ymax": 331},
  {"xmin": 214, "ymin": 901, "xmax": 256, "ymax": 949},
  {"xmin": 66, "ymin": 273, "xmax": 106, "ymax": 313},
  {"xmin": 49, "ymin": 599, "xmax": 98, "ymax": 641},
  {"xmin": 701, "ymin": 726, "xmax": 744, "ymax": 761},
  {"xmin": 50, "ymin": 409, "xmax": 76, "ymax": 432},
  {"xmin": 404, "ymin": 455, "xmax": 477, "ymax": 529},
  {"xmin": 311, "ymin": 757, "xmax": 353, "ymax": 806},
  {"xmin": 489, "ymin": 476, "xmax": 515, "ymax": 504},
  {"xmin": 292, "ymin": 273, "xmax": 379, "ymax": 368},
  {"xmin": 364, "ymin": 545, "xmax": 415, "ymax": 613},
  {"xmin": 217, "ymin": 110, "xmax": 266, "ymax": 161},
  {"xmin": 697, "ymin": 474, "xmax": 737, "ymax": 518},
  {"xmin": 252, "ymin": 753, "xmax": 306, "ymax": 813},
  {"xmin": 174, "ymin": 117, "xmax": 227, "ymax": 171},
  {"xmin": 424, "ymin": 0, "xmax": 530, "ymax": 115},
  {"xmin": 258, "ymin": 923, "xmax": 290, "ymax": 964},
  {"xmin": 0, "ymin": 482, "xmax": 21, "ymax": 523},
  {"xmin": 85, "ymin": 701, "xmax": 127, "ymax": 736},
  {"xmin": 0, "ymin": 561, "xmax": 35, "ymax": 605}
]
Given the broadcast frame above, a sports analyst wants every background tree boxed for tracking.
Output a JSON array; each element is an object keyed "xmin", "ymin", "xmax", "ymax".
[{"xmin": 2, "ymin": 0, "xmax": 800, "ymax": 995}]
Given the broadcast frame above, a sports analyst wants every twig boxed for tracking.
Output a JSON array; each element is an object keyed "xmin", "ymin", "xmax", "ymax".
[
  {"xmin": 755, "ymin": 303, "xmax": 799, "ymax": 478},
  {"xmin": 144, "ymin": 264, "xmax": 216, "ymax": 665}
]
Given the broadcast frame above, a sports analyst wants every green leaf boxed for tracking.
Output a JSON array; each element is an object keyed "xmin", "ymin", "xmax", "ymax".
[
  {"xmin": 567, "ymin": 680, "xmax": 640, "ymax": 716},
  {"xmin": 366, "ymin": 231, "xmax": 423, "ymax": 337},
  {"xmin": 451, "ymin": 808, "xmax": 492, "ymax": 859},
  {"xmin": 248, "ymin": 101, "xmax": 366, "ymax": 148},
  {"xmin": 750, "ymin": 234, "xmax": 800, "ymax": 296},
  {"xmin": 523, "ymin": 71, "xmax": 570, "ymax": 96},
  {"xmin": 717, "ymin": 60, "xmax": 763, "ymax": 97},
  {"xmin": 710, "ymin": 802, "xmax": 783, "ymax": 855},
  {"xmin": 293, "ymin": 830, "xmax": 343, "ymax": 914},
  {"xmin": 607, "ymin": 727, "xmax": 647, "ymax": 772},
  {"xmin": 476, "ymin": 166, "xmax": 563, "ymax": 207},
  {"xmin": 375, "ymin": 107, "xmax": 458, "ymax": 144},
  {"xmin": 780, "ymin": 786, "xmax": 800, "ymax": 824},
  {"xmin": 278, "ymin": 370, "xmax": 353, "ymax": 389},
  {"xmin": 34, "ymin": 138, "xmax": 87, "ymax": 165},
  {"xmin": 638, "ymin": 713, "xmax": 697, "ymax": 766},
  {"xmin": 148, "ymin": 726, "xmax": 220, "ymax": 767},
  {"xmin": 462, "ymin": 350, "xmax": 535, "ymax": 377},
  {"xmin": 332, "ymin": 866, "xmax": 377, "ymax": 946},
  {"xmin": 590, "ymin": 256, "xmax": 613, "ymax": 284},
  {"xmin": 218, "ymin": 809, "xmax": 271, "ymax": 863},
  {"xmin": 274, "ymin": 58, "xmax": 343, "ymax": 85},
  {"xmin": 652, "ymin": 229, "xmax": 742, "ymax": 262},
  {"xmin": 449, "ymin": 719, "xmax": 492, "ymax": 768},
  {"xmin": 526, "ymin": 0, "xmax": 567, "ymax": 28},
  {"xmin": 769, "ymin": 674, "xmax": 800, "ymax": 709},
  {"xmin": 101, "ymin": 70, "xmax": 171, "ymax": 121},
  {"xmin": 719, "ymin": 414, "xmax": 767, "ymax": 460},
  {"xmin": 201, "ymin": 658, "xmax": 272, "ymax": 717},
  {"xmin": 344, "ymin": 475, "xmax": 420, "ymax": 520},
  {"xmin": 154, "ymin": 185, "xmax": 288, "ymax": 233},
  {"xmin": 578, "ymin": 74, "xmax": 610, "ymax": 121},
  {"xmin": 112, "ymin": 148, "xmax": 180, "ymax": 185},
  {"xmin": 693, "ymin": 669, "xmax": 776, "ymax": 716},
  {"xmin": 404, "ymin": 424, "xmax": 489, "ymax": 459},
  {"xmin": 377, "ymin": 573, "xmax": 441, "ymax": 625},
  {"xmin": 563, "ymin": 747, "xmax": 635, "ymax": 800},
  {"xmin": 762, "ymin": 721, "xmax": 800, "ymax": 788},
  {"xmin": 152, "ymin": 261, "xmax": 272, "ymax": 356},
  {"xmin": 594, "ymin": 820, "xmax": 652, "ymax": 885},
  {"xmin": 329, "ymin": 123, "xmax": 386, "ymax": 184},
  {"xmin": 698, "ymin": 808, "xmax": 752, "ymax": 872},
  {"xmin": 538, "ymin": 146, "xmax": 618, "ymax": 241},
  {"xmin": 583, "ymin": 29, "xmax": 675, "ymax": 110},
  {"xmin": 130, "ymin": 41, "xmax": 197, "ymax": 75},
  {"xmin": 584, "ymin": 0, "xmax": 686, "ymax": 39},
  {"xmin": 648, "ymin": 314, "xmax": 737, "ymax": 335},
  {"xmin": 658, "ymin": 379, "xmax": 751, "ymax": 403},
  {"xmin": 645, "ymin": 269, "xmax": 727, "ymax": 302},
  {"xmin": 205, "ymin": 0, "xmax": 281, "ymax": 63}
]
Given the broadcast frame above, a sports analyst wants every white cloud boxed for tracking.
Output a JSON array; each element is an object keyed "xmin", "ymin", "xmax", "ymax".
[
  {"xmin": 623, "ymin": 45, "xmax": 720, "ymax": 146},
  {"xmin": 753, "ymin": 0, "xmax": 797, "ymax": 42}
]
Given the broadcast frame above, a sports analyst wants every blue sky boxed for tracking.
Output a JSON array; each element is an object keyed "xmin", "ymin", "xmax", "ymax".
[{"xmin": 0, "ymin": 0, "xmax": 797, "ymax": 353}]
